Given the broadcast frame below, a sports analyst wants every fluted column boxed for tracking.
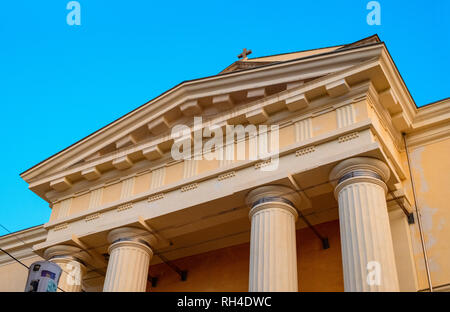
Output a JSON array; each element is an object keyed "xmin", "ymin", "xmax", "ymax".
[
  {"xmin": 246, "ymin": 185, "xmax": 299, "ymax": 292},
  {"xmin": 44, "ymin": 245, "xmax": 90, "ymax": 292},
  {"xmin": 330, "ymin": 157, "xmax": 399, "ymax": 292},
  {"xmin": 103, "ymin": 227, "xmax": 156, "ymax": 292}
]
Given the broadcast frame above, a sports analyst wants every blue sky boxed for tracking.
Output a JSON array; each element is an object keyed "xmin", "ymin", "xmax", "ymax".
[{"xmin": 0, "ymin": 0, "xmax": 448, "ymax": 235}]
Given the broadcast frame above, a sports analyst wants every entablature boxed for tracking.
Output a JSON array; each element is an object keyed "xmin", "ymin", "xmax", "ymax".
[{"xmin": 33, "ymin": 120, "xmax": 407, "ymax": 260}]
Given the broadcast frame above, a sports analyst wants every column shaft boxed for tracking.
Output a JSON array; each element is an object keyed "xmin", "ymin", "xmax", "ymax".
[
  {"xmin": 330, "ymin": 157, "xmax": 400, "ymax": 292},
  {"xmin": 246, "ymin": 185, "xmax": 300, "ymax": 292},
  {"xmin": 103, "ymin": 241, "xmax": 152, "ymax": 292},
  {"xmin": 102, "ymin": 227, "xmax": 156, "ymax": 292},
  {"xmin": 338, "ymin": 181, "xmax": 399, "ymax": 291},
  {"xmin": 249, "ymin": 204, "xmax": 298, "ymax": 291},
  {"xmin": 50, "ymin": 257, "xmax": 86, "ymax": 292}
]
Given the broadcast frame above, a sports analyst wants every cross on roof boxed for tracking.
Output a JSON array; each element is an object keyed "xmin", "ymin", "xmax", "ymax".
[{"xmin": 237, "ymin": 48, "xmax": 252, "ymax": 60}]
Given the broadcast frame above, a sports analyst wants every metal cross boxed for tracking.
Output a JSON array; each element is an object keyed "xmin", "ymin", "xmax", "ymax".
[{"xmin": 237, "ymin": 48, "xmax": 252, "ymax": 60}]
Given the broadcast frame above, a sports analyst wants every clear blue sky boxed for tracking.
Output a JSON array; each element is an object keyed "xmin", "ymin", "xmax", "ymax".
[{"xmin": 0, "ymin": 0, "xmax": 448, "ymax": 235}]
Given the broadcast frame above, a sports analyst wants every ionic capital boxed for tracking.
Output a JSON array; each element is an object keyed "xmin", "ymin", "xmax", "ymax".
[
  {"xmin": 44, "ymin": 244, "xmax": 90, "ymax": 266},
  {"xmin": 107, "ymin": 227, "xmax": 156, "ymax": 255},
  {"xmin": 246, "ymin": 185, "xmax": 299, "ymax": 220}
]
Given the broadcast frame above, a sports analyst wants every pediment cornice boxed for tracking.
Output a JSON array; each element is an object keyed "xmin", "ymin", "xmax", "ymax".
[
  {"xmin": 21, "ymin": 43, "xmax": 384, "ymax": 182},
  {"xmin": 410, "ymin": 98, "xmax": 450, "ymax": 131},
  {"xmin": 21, "ymin": 42, "xmax": 422, "ymax": 202},
  {"xmin": 0, "ymin": 225, "xmax": 47, "ymax": 265}
]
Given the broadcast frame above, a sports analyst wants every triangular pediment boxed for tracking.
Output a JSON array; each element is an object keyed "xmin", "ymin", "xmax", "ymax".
[
  {"xmin": 219, "ymin": 35, "xmax": 381, "ymax": 75},
  {"xmin": 22, "ymin": 35, "xmax": 399, "ymax": 201}
]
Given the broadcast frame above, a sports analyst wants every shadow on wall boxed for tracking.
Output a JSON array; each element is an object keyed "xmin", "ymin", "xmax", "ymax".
[{"xmin": 147, "ymin": 220, "xmax": 343, "ymax": 292}]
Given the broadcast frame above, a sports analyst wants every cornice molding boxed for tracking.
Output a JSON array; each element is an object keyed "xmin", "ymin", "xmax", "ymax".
[
  {"xmin": 410, "ymin": 99, "xmax": 450, "ymax": 131},
  {"xmin": 405, "ymin": 99, "xmax": 450, "ymax": 148},
  {"xmin": 21, "ymin": 44, "xmax": 384, "ymax": 183},
  {"xmin": 28, "ymin": 61, "xmax": 380, "ymax": 193},
  {"xmin": 0, "ymin": 225, "xmax": 47, "ymax": 265},
  {"xmin": 21, "ymin": 42, "xmax": 424, "ymax": 205},
  {"xmin": 43, "ymin": 120, "xmax": 374, "ymax": 229},
  {"xmin": 378, "ymin": 49, "xmax": 417, "ymax": 121},
  {"xmin": 406, "ymin": 122, "xmax": 450, "ymax": 148},
  {"xmin": 365, "ymin": 81, "xmax": 404, "ymax": 150},
  {"xmin": 41, "ymin": 77, "xmax": 377, "ymax": 203}
]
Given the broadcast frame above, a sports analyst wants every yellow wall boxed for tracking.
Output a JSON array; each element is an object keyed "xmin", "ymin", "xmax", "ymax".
[
  {"xmin": 148, "ymin": 220, "xmax": 343, "ymax": 292},
  {"xmin": 297, "ymin": 220, "xmax": 343, "ymax": 291},
  {"xmin": 408, "ymin": 137, "xmax": 450, "ymax": 289}
]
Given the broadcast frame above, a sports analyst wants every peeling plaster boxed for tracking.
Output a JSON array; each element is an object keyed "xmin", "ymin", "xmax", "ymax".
[
  {"xmin": 409, "ymin": 147, "xmax": 429, "ymax": 193},
  {"xmin": 409, "ymin": 145, "xmax": 446, "ymax": 276}
]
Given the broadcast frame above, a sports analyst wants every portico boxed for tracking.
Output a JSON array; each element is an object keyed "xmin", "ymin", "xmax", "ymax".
[
  {"xmin": 36, "ymin": 151, "xmax": 410, "ymax": 292},
  {"xmin": 17, "ymin": 35, "xmax": 424, "ymax": 292}
]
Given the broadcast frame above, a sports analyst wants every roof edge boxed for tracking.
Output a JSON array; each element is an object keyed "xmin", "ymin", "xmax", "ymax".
[{"xmin": 20, "ymin": 39, "xmax": 386, "ymax": 180}]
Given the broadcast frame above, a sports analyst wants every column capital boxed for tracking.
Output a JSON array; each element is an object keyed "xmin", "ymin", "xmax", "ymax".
[
  {"xmin": 44, "ymin": 244, "xmax": 91, "ymax": 266},
  {"xmin": 246, "ymin": 185, "xmax": 299, "ymax": 220},
  {"xmin": 330, "ymin": 157, "xmax": 390, "ymax": 182},
  {"xmin": 329, "ymin": 157, "xmax": 390, "ymax": 196},
  {"xmin": 107, "ymin": 227, "xmax": 156, "ymax": 254},
  {"xmin": 104, "ymin": 227, "xmax": 154, "ymax": 292},
  {"xmin": 44, "ymin": 245, "xmax": 89, "ymax": 292}
]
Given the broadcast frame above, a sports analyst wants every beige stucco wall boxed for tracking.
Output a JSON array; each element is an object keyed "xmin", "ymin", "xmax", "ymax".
[
  {"xmin": 0, "ymin": 256, "xmax": 43, "ymax": 292},
  {"xmin": 389, "ymin": 208, "xmax": 419, "ymax": 291}
]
